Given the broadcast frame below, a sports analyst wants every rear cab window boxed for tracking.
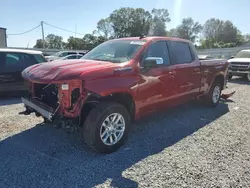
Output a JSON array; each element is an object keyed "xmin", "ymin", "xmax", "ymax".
[{"xmin": 168, "ymin": 41, "xmax": 195, "ymax": 64}]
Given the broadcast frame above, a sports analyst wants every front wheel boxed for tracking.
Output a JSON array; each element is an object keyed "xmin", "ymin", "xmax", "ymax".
[
  {"xmin": 203, "ymin": 82, "xmax": 222, "ymax": 107},
  {"xmin": 82, "ymin": 102, "xmax": 130, "ymax": 153}
]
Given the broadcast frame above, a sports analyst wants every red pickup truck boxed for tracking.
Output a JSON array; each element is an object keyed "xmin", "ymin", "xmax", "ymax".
[{"xmin": 20, "ymin": 37, "xmax": 229, "ymax": 153}]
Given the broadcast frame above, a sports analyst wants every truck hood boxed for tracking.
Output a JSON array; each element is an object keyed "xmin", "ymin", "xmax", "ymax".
[
  {"xmin": 228, "ymin": 58, "xmax": 250, "ymax": 63},
  {"xmin": 22, "ymin": 59, "xmax": 117, "ymax": 82}
]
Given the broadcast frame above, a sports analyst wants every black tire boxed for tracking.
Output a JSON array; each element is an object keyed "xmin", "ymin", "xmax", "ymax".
[
  {"xmin": 82, "ymin": 102, "xmax": 130, "ymax": 154},
  {"xmin": 203, "ymin": 81, "xmax": 222, "ymax": 107}
]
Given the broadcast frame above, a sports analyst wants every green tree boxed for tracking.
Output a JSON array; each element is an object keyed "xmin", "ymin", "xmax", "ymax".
[
  {"xmin": 109, "ymin": 7, "xmax": 152, "ymax": 37},
  {"xmin": 174, "ymin": 17, "xmax": 202, "ymax": 42},
  {"xmin": 97, "ymin": 18, "xmax": 113, "ymax": 39},
  {"xmin": 45, "ymin": 34, "xmax": 64, "ymax": 49},
  {"xmin": 166, "ymin": 28, "xmax": 177, "ymax": 37},
  {"xmin": 149, "ymin": 9, "xmax": 171, "ymax": 36},
  {"xmin": 151, "ymin": 8, "xmax": 171, "ymax": 23},
  {"xmin": 202, "ymin": 18, "xmax": 243, "ymax": 48},
  {"xmin": 203, "ymin": 18, "xmax": 223, "ymax": 42},
  {"xmin": 33, "ymin": 39, "xmax": 47, "ymax": 48},
  {"xmin": 244, "ymin": 34, "xmax": 250, "ymax": 42},
  {"xmin": 66, "ymin": 36, "xmax": 84, "ymax": 50},
  {"xmin": 82, "ymin": 34, "xmax": 106, "ymax": 50}
]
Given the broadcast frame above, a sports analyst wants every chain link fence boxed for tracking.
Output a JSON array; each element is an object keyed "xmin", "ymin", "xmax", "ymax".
[
  {"xmin": 197, "ymin": 46, "xmax": 250, "ymax": 59},
  {"xmin": 5, "ymin": 45, "xmax": 250, "ymax": 58}
]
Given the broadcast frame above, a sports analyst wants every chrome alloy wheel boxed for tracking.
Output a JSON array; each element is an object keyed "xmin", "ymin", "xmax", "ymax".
[
  {"xmin": 212, "ymin": 85, "xmax": 221, "ymax": 103},
  {"xmin": 100, "ymin": 113, "xmax": 125, "ymax": 146}
]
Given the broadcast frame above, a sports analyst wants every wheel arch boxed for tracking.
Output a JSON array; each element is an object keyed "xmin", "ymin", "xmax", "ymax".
[
  {"xmin": 80, "ymin": 91, "xmax": 136, "ymax": 126},
  {"xmin": 213, "ymin": 74, "xmax": 225, "ymax": 89}
]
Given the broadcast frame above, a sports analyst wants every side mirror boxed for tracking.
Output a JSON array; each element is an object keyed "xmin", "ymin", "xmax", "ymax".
[{"xmin": 143, "ymin": 57, "xmax": 163, "ymax": 68}]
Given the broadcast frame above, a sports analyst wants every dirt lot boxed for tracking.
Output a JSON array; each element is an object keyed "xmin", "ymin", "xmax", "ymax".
[{"xmin": 0, "ymin": 78, "xmax": 250, "ymax": 188}]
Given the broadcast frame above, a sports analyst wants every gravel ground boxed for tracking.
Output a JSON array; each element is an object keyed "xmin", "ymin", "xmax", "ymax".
[{"xmin": 0, "ymin": 78, "xmax": 250, "ymax": 188}]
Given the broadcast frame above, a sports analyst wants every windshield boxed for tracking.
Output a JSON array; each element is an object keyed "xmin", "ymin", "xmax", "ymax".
[
  {"xmin": 81, "ymin": 40, "xmax": 146, "ymax": 63},
  {"xmin": 235, "ymin": 51, "xmax": 250, "ymax": 58},
  {"xmin": 33, "ymin": 54, "xmax": 47, "ymax": 63}
]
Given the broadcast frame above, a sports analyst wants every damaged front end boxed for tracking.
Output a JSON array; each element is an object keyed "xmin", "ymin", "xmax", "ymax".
[{"xmin": 20, "ymin": 80, "xmax": 88, "ymax": 126}]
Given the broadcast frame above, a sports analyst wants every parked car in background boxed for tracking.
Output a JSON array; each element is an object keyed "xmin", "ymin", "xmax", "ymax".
[
  {"xmin": 45, "ymin": 51, "xmax": 87, "ymax": 61},
  {"xmin": 59, "ymin": 54, "xmax": 83, "ymax": 60},
  {"xmin": 20, "ymin": 37, "xmax": 229, "ymax": 153},
  {"xmin": 198, "ymin": 54, "xmax": 214, "ymax": 60},
  {"xmin": 228, "ymin": 49, "xmax": 250, "ymax": 81},
  {"xmin": 0, "ymin": 48, "xmax": 47, "ymax": 96}
]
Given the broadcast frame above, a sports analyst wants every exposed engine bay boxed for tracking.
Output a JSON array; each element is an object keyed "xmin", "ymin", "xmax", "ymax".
[
  {"xmin": 19, "ymin": 80, "xmax": 86, "ymax": 132},
  {"xmin": 33, "ymin": 83, "xmax": 59, "ymax": 109}
]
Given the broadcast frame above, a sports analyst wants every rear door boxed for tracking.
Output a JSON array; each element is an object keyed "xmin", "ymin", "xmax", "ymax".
[
  {"xmin": 0, "ymin": 52, "xmax": 35, "ymax": 93},
  {"xmin": 167, "ymin": 41, "xmax": 201, "ymax": 102},
  {"xmin": 137, "ymin": 40, "xmax": 177, "ymax": 116}
]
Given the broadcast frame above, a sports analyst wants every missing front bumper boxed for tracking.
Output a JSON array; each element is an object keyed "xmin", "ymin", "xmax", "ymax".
[{"xmin": 21, "ymin": 97, "xmax": 55, "ymax": 121}]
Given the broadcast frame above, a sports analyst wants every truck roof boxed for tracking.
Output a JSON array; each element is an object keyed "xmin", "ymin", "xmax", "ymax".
[
  {"xmin": 112, "ymin": 36, "xmax": 191, "ymax": 43},
  {"xmin": 0, "ymin": 48, "xmax": 43, "ymax": 54}
]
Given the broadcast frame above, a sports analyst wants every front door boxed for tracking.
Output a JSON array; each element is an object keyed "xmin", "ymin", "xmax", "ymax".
[{"xmin": 136, "ymin": 40, "xmax": 177, "ymax": 117}]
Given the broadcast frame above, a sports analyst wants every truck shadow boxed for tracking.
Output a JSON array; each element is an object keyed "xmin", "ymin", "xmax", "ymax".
[
  {"xmin": 0, "ymin": 97, "xmax": 21, "ymax": 106},
  {"xmin": 0, "ymin": 101, "xmax": 230, "ymax": 188}
]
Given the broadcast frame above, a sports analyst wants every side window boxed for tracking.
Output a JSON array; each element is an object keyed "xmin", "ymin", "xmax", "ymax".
[
  {"xmin": 168, "ymin": 41, "xmax": 194, "ymax": 64},
  {"xmin": 143, "ymin": 41, "xmax": 170, "ymax": 65},
  {"xmin": 67, "ymin": 55, "xmax": 77, "ymax": 59},
  {"xmin": 68, "ymin": 52, "xmax": 77, "ymax": 55},
  {"xmin": 4, "ymin": 52, "xmax": 34, "ymax": 72},
  {"xmin": 59, "ymin": 52, "xmax": 69, "ymax": 57},
  {"xmin": 79, "ymin": 52, "xmax": 86, "ymax": 56}
]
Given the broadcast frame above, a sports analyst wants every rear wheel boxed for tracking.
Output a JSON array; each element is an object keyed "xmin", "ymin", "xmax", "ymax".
[
  {"xmin": 82, "ymin": 102, "xmax": 130, "ymax": 153},
  {"xmin": 203, "ymin": 81, "xmax": 222, "ymax": 107}
]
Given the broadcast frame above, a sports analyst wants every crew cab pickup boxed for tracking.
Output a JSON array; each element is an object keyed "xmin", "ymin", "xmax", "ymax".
[
  {"xmin": 20, "ymin": 37, "xmax": 229, "ymax": 153},
  {"xmin": 228, "ymin": 49, "xmax": 250, "ymax": 81}
]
